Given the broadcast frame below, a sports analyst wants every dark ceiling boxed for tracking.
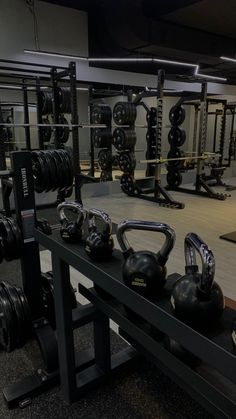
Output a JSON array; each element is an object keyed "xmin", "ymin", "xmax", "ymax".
[{"xmin": 41, "ymin": 0, "xmax": 236, "ymax": 84}]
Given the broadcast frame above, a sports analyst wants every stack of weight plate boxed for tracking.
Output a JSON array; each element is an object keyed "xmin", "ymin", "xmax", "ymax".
[
  {"xmin": 112, "ymin": 102, "xmax": 138, "ymax": 195},
  {"xmin": 145, "ymin": 107, "xmax": 157, "ymax": 177},
  {"xmin": 166, "ymin": 104, "xmax": 186, "ymax": 189},
  {"xmin": 91, "ymin": 104, "xmax": 113, "ymax": 181}
]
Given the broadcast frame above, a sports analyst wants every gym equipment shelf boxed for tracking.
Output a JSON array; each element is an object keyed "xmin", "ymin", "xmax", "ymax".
[{"xmin": 23, "ymin": 229, "xmax": 236, "ymax": 418}]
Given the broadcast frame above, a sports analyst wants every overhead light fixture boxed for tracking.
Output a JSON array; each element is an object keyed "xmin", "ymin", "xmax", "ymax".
[
  {"xmin": 76, "ymin": 87, "xmax": 89, "ymax": 91},
  {"xmin": 194, "ymin": 65, "xmax": 227, "ymax": 81},
  {"xmin": 0, "ymin": 85, "xmax": 22, "ymax": 90},
  {"xmin": 220, "ymin": 56, "xmax": 236, "ymax": 63},
  {"xmin": 88, "ymin": 57, "xmax": 152, "ymax": 62},
  {"xmin": 24, "ymin": 49, "xmax": 88, "ymax": 61},
  {"xmin": 153, "ymin": 58, "xmax": 196, "ymax": 67}
]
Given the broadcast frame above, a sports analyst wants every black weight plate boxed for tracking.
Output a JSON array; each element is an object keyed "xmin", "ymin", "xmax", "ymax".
[
  {"xmin": 168, "ymin": 127, "xmax": 186, "ymax": 148},
  {"xmin": 40, "ymin": 150, "xmax": 56, "ymax": 192},
  {"xmin": 112, "ymin": 128, "xmax": 136, "ymax": 151},
  {"xmin": 120, "ymin": 173, "xmax": 137, "ymax": 196},
  {"xmin": 169, "ymin": 105, "xmax": 186, "ymax": 126},
  {"xmin": 42, "ymin": 118, "xmax": 52, "ymax": 142},
  {"xmin": 0, "ymin": 218, "xmax": 15, "ymax": 261},
  {"xmin": 118, "ymin": 151, "xmax": 136, "ymax": 173},
  {"xmin": 0, "ymin": 285, "xmax": 16, "ymax": 352},
  {"xmin": 58, "ymin": 116, "xmax": 70, "ymax": 143},
  {"xmin": 57, "ymin": 149, "xmax": 74, "ymax": 188},
  {"xmin": 31, "ymin": 152, "xmax": 45, "ymax": 193},
  {"xmin": 92, "ymin": 128, "xmax": 112, "ymax": 148},
  {"xmin": 15, "ymin": 286, "xmax": 32, "ymax": 337},
  {"xmin": 100, "ymin": 171, "xmax": 113, "ymax": 181},
  {"xmin": 46, "ymin": 150, "xmax": 61, "ymax": 191},
  {"xmin": 166, "ymin": 170, "xmax": 182, "ymax": 188},
  {"xmin": 113, "ymin": 102, "xmax": 137, "ymax": 125},
  {"xmin": 91, "ymin": 104, "xmax": 112, "ymax": 125},
  {"xmin": 41, "ymin": 91, "xmax": 53, "ymax": 115},
  {"xmin": 146, "ymin": 128, "xmax": 157, "ymax": 142},
  {"xmin": 98, "ymin": 149, "xmax": 112, "ymax": 171},
  {"xmin": 52, "ymin": 150, "xmax": 69, "ymax": 190},
  {"xmin": 0, "ymin": 237, "xmax": 4, "ymax": 264},
  {"xmin": 1, "ymin": 282, "xmax": 25, "ymax": 347},
  {"xmin": 167, "ymin": 149, "xmax": 185, "ymax": 169},
  {"xmin": 59, "ymin": 88, "xmax": 71, "ymax": 114},
  {"xmin": 38, "ymin": 151, "xmax": 54, "ymax": 192},
  {"xmin": 6, "ymin": 218, "xmax": 21, "ymax": 260},
  {"xmin": 146, "ymin": 107, "xmax": 157, "ymax": 125}
]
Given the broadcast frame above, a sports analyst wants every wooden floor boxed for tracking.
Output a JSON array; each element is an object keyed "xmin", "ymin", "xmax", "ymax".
[{"xmin": 41, "ymin": 177, "xmax": 236, "ymax": 304}]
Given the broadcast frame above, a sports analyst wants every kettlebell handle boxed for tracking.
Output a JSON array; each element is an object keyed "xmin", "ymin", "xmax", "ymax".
[
  {"xmin": 185, "ymin": 232, "xmax": 215, "ymax": 294},
  {"xmin": 57, "ymin": 201, "xmax": 86, "ymax": 226},
  {"xmin": 116, "ymin": 220, "xmax": 175, "ymax": 264},
  {"xmin": 87, "ymin": 208, "xmax": 112, "ymax": 237}
]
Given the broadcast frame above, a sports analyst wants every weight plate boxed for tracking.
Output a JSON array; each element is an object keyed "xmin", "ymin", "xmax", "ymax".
[
  {"xmin": 92, "ymin": 128, "xmax": 112, "ymax": 148},
  {"xmin": 112, "ymin": 128, "xmax": 136, "ymax": 151},
  {"xmin": 98, "ymin": 149, "xmax": 112, "ymax": 171},
  {"xmin": 118, "ymin": 151, "xmax": 136, "ymax": 173},
  {"xmin": 42, "ymin": 118, "xmax": 52, "ymax": 142},
  {"xmin": 100, "ymin": 171, "xmax": 113, "ymax": 181},
  {"xmin": 56, "ymin": 149, "xmax": 74, "ymax": 189},
  {"xmin": 168, "ymin": 127, "xmax": 186, "ymax": 148},
  {"xmin": 32, "ymin": 151, "xmax": 46, "ymax": 193},
  {"xmin": 57, "ymin": 115, "xmax": 70, "ymax": 143},
  {"xmin": 146, "ymin": 107, "xmax": 157, "ymax": 126},
  {"xmin": 15, "ymin": 286, "xmax": 31, "ymax": 338},
  {"xmin": 166, "ymin": 170, "xmax": 182, "ymax": 188},
  {"xmin": 41, "ymin": 91, "xmax": 53, "ymax": 115},
  {"xmin": 0, "ymin": 285, "xmax": 16, "ymax": 352},
  {"xmin": 167, "ymin": 149, "xmax": 185, "ymax": 169},
  {"xmin": 113, "ymin": 102, "xmax": 137, "ymax": 125},
  {"xmin": 0, "ymin": 218, "xmax": 16, "ymax": 261},
  {"xmin": 91, "ymin": 104, "xmax": 112, "ymax": 125},
  {"xmin": 6, "ymin": 218, "xmax": 21, "ymax": 260},
  {"xmin": 120, "ymin": 173, "xmax": 138, "ymax": 196},
  {"xmin": 45, "ymin": 150, "xmax": 61, "ymax": 191},
  {"xmin": 169, "ymin": 105, "xmax": 186, "ymax": 126},
  {"xmin": 146, "ymin": 128, "xmax": 157, "ymax": 143},
  {"xmin": 1, "ymin": 282, "xmax": 25, "ymax": 347},
  {"xmin": 53, "ymin": 150, "xmax": 70, "ymax": 190},
  {"xmin": 58, "ymin": 88, "xmax": 71, "ymax": 114},
  {"xmin": 38, "ymin": 151, "xmax": 53, "ymax": 192}
]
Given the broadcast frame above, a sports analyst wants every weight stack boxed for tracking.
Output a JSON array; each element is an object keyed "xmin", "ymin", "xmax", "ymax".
[
  {"xmin": 112, "ymin": 101, "xmax": 137, "ymax": 194},
  {"xmin": 91, "ymin": 104, "xmax": 113, "ymax": 181},
  {"xmin": 166, "ymin": 104, "xmax": 186, "ymax": 189}
]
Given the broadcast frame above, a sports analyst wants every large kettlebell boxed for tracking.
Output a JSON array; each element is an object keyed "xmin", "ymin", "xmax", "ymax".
[
  {"xmin": 116, "ymin": 220, "xmax": 176, "ymax": 298},
  {"xmin": 57, "ymin": 201, "xmax": 86, "ymax": 243},
  {"xmin": 85, "ymin": 209, "xmax": 114, "ymax": 262},
  {"xmin": 171, "ymin": 233, "xmax": 224, "ymax": 329}
]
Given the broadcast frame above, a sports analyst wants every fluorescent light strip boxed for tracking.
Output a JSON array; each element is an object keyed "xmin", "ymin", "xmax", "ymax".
[
  {"xmin": 24, "ymin": 49, "xmax": 87, "ymax": 61},
  {"xmin": 23, "ymin": 50, "xmax": 227, "ymax": 82},
  {"xmin": 153, "ymin": 58, "xmax": 196, "ymax": 67},
  {"xmin": 0, "ymin": 85, "xmax": 22, "ymax": 90},
  {"xmin": 220, "ymin": 56, "xmax": 236, "ymax": 63},
  {"xmin": 76, "ymin": 87, "xmax": 89, "ymax": 91},
  {"xmin": 88, "ymin": 57, "xmax": 152, "ymax": 62}
]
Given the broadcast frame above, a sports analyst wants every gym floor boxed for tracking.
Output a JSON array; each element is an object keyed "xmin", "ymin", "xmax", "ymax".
[{"xmin": 1, "ymin": 179, "xmax": 236, "ymax": 418}]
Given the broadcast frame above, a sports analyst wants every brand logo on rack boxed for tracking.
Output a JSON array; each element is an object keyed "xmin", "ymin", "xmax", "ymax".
[{"xmin": 21, "ymin": 168, "xmax": 29, "ymax": 197}]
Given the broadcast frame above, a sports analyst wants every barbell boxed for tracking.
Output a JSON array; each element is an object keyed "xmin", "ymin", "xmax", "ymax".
[{"xmin": 140, "ymin": 153, "xmax": 221, "ymax": 165}]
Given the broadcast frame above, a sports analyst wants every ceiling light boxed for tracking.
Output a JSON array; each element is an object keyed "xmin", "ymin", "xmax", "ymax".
[
  {"xmin": 220, "ymin": 56, "xmax": 236, "ymax": 63},
  {"xmin": 24, "ymin": 49, "xmax": 88, "ymax": 61},
  {"xmin": 153, "ymin": 58, "xmax": 196, "ymax": 67},
  {"xmin": 88, "ymin": 57, "xmax": 153, "ymax": 62},
  {"xmin": 0, "ymin": 85, "xmax": 22, "ymax": 90},
  {"xmin": 76, "ymin": 87, "xmax": 89, "ymax": 91}
]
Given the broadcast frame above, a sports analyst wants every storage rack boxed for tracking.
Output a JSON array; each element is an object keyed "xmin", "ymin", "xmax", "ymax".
[
  {"xmin": 166, "ymin": 84, "xmax": 229, "ymax": 200},
  {"xmin": 0, "ymin": 150, "xmax": 235, "ymax": 418}
]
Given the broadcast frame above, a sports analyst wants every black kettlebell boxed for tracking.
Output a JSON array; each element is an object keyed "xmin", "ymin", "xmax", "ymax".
[
  {"xmin": 171, "ymin": 233, "xmax": 225, "ymax": 329},
  {"xmin": 85, "ymin": 209, "xmax": 114, "ymax": 262},
  {"xmin": 57, "ymin": 201, "xmax": 86, "ymax": 243},
  {"xmin": 116, "ymin": 220, "xmax": 176, "ymax": 298}
]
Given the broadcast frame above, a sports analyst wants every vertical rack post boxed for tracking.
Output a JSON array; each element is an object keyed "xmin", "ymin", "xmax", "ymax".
[
  {"xmin": 89, "ymin": 87, "xmax": 95, "ymax": 177},
  {"xmin": 127, "ymin": 89, "xmax": 135, "ymax": 181},
  {"xmin": 196, "ymin": 82, "xmax": 208, "ymax": 191},
  {"xmin": 22, "ymin": 79, "xmax": 31, "ymax": 151},
  {"xmin": 36, "ymin": 77, "xmax": 44, "ymax": 150},
  {"xmin": 11, "ymin": 151, "xmax": 43, "ymax": 320},
  {"xmin": 154, "ymin": 69, "xmax": 165, "ymax": 198},
  {"xmin": 218, "ymin": 103, "xmax": 227, "ymax": 167},
  {"xmin": 51, "ymin": 67, "xmax": 61, "ymax": 150},
  {"xmin": 69, "ymin": 61, "xmax": 82, "ymax": 203},
  {"xmin": 192, "ymin": 104, "xmax": 199, "ymax": 155}
]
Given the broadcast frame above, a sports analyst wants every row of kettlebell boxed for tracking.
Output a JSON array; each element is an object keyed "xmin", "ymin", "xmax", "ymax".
[
  {"xmin": 57, "ymin": 202, "xmax": 225, "ymax": 330},
  {"xmin": 57, "ymin": 202, "xmax": 114, "ymax": 262}
]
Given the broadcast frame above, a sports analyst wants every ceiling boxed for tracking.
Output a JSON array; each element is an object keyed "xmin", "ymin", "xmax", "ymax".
[{"xmin": 41, "ymin": 0, "xmax": 236, "ymax": 84}]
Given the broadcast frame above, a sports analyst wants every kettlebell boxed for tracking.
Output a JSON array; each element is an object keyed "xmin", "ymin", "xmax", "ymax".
[
  {"xmin": 57, "ymin": 201, "xmax": 86, "ymax": 243},
  {"xmin": 171, "ymin": 233, "xmax": 225, "ymax": 329},
  {"xmin": 116, "ymin": 220, "xmax": 176, "ymax": 298},
  {"xmin": 85, "ymin": 208, "xmax": 114, "ymax": 262}
]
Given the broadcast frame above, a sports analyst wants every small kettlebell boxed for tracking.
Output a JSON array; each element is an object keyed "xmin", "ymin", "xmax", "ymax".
[
  {"xmin": 116, "ymin": 220, "xmax": 176, "ymax": 298},
  {"xmin": 171, "ymin": 233, "xmax": 224, "ymax": 328},
  {"xmin": 85, "ymin": 209, "xmax": 114, "ymax": 262},
  {"xmin": 57, "ymin": 201, "xmax": 86, "ymax": 243}
]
